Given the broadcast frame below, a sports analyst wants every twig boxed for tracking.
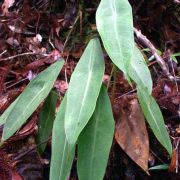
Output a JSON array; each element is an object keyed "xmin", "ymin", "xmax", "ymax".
[
  {"xmin": 13, "ymin": 136, "xmax": 51, "ymax": 161},
  {"xmin": 134, "ymin": 28, "xmax": 175, "ymax": 81},
  {"xmin": 150, "ymin": 149, "xmax": 166, "ymax": 164},
  {"xmin": 0, "ymin": 52, "xmax": 45, "ymax": 61},
  {"xmin": 134, "ymin": 0, "xmax": 144, "ymax": 14},
  {"xmin": 175, "ymin": 138, "xmax": 179, "ymax": 173},
  {"xmin": 65, "ymin": 53, "xmax": 69, "ymax": 85},
  {"xmin": 116, "ymin": 88, "xmax": 136, "ymax": 100},
  {"xmin": 79, "ymin": 10, "xmax": 83, "ymax": 37},
  {"xmin": 107, "ymin": 64, "xmax": 116, "ymax": 91},
  {"xmin": 5, "ymin": 77, "xmax": 28, "ymax": 90},
  {"xmin": 0, "ymin": 50, "xmax": 7, "ymax": 57},
  {"xmin": 63, "ymin": 13, "xmax": 80, "ymax": 52},
  {"xmin": 111, "ymin": 67, "xmax": 117, "ymax": 102}
]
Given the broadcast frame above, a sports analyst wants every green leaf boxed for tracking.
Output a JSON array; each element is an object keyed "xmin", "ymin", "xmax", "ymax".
[
  {"xmin": 65, "ymin": 38, "xmax": 105, "ymax": 145},
  {"xmin": 137, "ymin": 87, "xmax": 172, "ymax": 155},
  {"xmin": 171, "ymin": 56, "xmax": 178, "ymax": 63},
  {"xmin": 0, "ymin": 97, "xmax": 19, "ymax": 126},
  {"xmin": 149, "ymin": 164, "xmax": 169, "ymax": 170},
  {"xmin": 171, "ymin": 52, "xmax": 180, "ymax": 57},
  {"xmin": 128, "ymin": 46, "xmax": 152, "ymax": 94},
  {"xmin": 157, "ymin": 49, "xmax": 162, "ymax": 56},
  {"xmin": 37, "ymin": 90, "xmax": 58, "ymax": 154},
  {"xmin": 142, "ymin": 48, "xmax": 150, "ymax": 52},
  {"xmin": 50, "ymin": 95, "xmax": 75, "ymax": 180},
  {"xmin": 171, "ymin": 52, "xmax": 180, "ymax": 63},
  {"xmin": 96, "ymin": 0, "xmax": 134, "ymax": 77},
  {"xmin": 77, "ymin": 85, "xmax": 115, "ymax": 180},
  {"xmin": 1, "ymin": 60, "xmax": 64, "ymax": 142}
]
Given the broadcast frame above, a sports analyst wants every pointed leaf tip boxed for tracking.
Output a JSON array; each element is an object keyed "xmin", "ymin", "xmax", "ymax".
[
  {"xmin": 2, "ymin": 60, "xmax": 64, "ymax": 142},
  {"xmin": 65, "ymin": 38, "xmax": 105, "ymax": 145}
]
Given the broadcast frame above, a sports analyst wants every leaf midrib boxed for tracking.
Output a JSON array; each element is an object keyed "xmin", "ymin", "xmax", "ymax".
[
  {"xmin": 2, "ymin": 68, "xmax": 58, "ymax": 140},
  {"xmin": 139, "ymin": 91, "xmax": 169, "ymax": 151},
  {"xmin": 70, "ymin": 41, "xmax": 95, "ymax": 144}
]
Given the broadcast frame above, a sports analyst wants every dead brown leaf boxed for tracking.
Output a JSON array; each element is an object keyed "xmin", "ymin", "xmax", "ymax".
[
  {"xmin": 0, "ymin": 150, "xmax": 23, "ymax": 180},
  {"xmin": 115, "ymin": 98, "xmax": 149, "ymax": 173},
  {"xmin": 169, "ymin": 149, "xmax": 177, "ymax": 172}
]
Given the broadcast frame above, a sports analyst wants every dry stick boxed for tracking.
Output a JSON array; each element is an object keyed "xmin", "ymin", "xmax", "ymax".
[
  {"xmin": 62, "ymin": 12, "xmax": 80, "ymax": 85},
  {"xmin": 116, "ymin": 88, "xmax": 136, "ymax": 100},
  {"xmin": 135, "ymin": 28, "xmax": 180, "ymax": 115},
  {"xmin": 107, "ymin": 64, "xmax": 116, "ymax": 91},
  {"xmin": 0, "ymin": 50, "xmax": 7, "ymax": 57},
  {"xmin": 6, "ymin": 77, "xmax": 28, "ymax": 90},
  {"xmin": 62, "ymin": 13, "xmax": 80, "ymax": 52},
  {"xmin": 134, "ymin": 28, "xmax": 175, "ymax": 81},
  {"xmin": 79, "ymin": 10, "xmax": 83, "ymax": 37},
  {"xmin": 175, "ymin": 138, "xmax": 179, "ymax": 173},
  {"xmin": 111, "ymin": 67, "xmax": 118, "ymax": 102},
  {"xmin": 13, "ymin": 136, "xmax": 52, "ymax": 162},
  {"xmin": 65, "ymin": 53, "xmax": 70, "ymax": 85},
  {"xmin": 0, "ymin": 52, "xmax": 46, "ymax": 62}
]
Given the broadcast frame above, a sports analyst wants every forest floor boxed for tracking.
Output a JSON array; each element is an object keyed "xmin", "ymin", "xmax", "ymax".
[{"xmin": 0, "ymin": 0, "xmax": 179, "ymax": 179}]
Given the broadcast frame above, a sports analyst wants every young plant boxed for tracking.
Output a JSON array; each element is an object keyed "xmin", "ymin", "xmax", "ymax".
[
  {"xmin": 0, "ymin": 0, "xmax": 173, "ymax": 179},
  {"xmin": 96, "ymin": 0, "xmax": 172, "ymax": 156}
]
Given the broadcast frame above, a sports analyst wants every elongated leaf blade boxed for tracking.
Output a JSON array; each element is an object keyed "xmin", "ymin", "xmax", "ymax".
[
  {"xmin": 0, "ymin": 97, "xmax": 19, "ymax": 126},
  {"xmin": 50, "ymin": 96, "xmax": 75, "ymax": 180},
  {"xmin": 128, "ymin": 46, "xmax": 152, "ymax": 94},
  {"xmin": 77, "ymin": 85, "xmax": 115, "ymax": 180},
  {"xmin": 96, "ymin": 0, "xmax": 134, "ymax": 77},
  {"xmin": 65, "ymin": 38, "xmax": 105, "ymax": 145},
  {"xmin": 149, "ymin": 164, "xmax": 169, "ymax": 170},
  {"xmin": 1, "ymin": 60, "xmax": 64, "ymax": 142},
  {"xmin": 37, "ymin": 90, "xmax": 58, "ymax": 154},
  {"xmin": 137, "ymin": 88, "xmax": 172, "ymax": 155}
]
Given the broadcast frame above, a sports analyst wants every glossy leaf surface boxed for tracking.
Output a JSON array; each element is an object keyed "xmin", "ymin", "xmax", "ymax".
[
  {"xmin": 77, "ymin": 85, "xmax": 114, "ymax": 180},
  {"xmin": 137, "ymin": 87, "xmax": 172, "ymax": 156},
  {"xmin": 50, "ymin": 96, "xmax": 75, "ymax": 180},
  {"xmin": 96, "ymin": 0, "xmax": 134, "ymax": 77},
  {"xmin": 128, "ymin": 46, "xmax": 152, "ymax": 94},
  {"xmin": 65, "ymin": 38, "xmax": 105, "ymax": 145},
  {"xmin": 0, "ymin": 97, "xmax": 19, "ymax": 126},
  {"xmin": 1, "ymin": 60, "xmax": 64, "ymax": 142}
]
